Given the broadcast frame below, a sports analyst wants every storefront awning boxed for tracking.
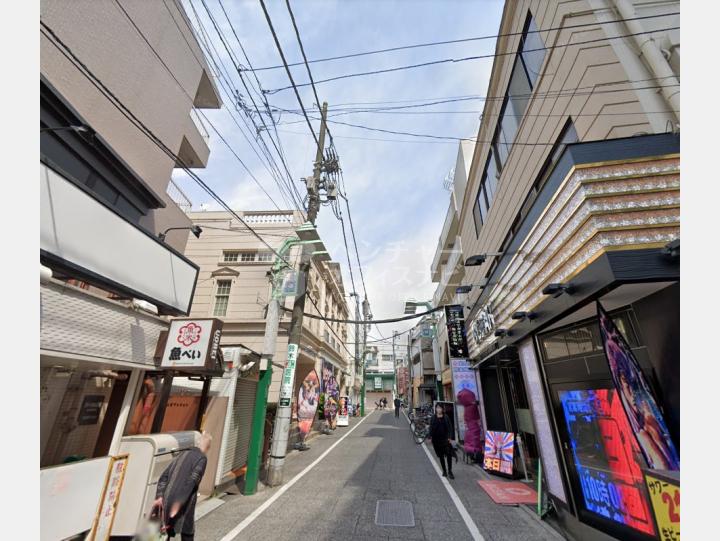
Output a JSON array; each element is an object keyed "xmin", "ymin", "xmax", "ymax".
[{"xmin": 471, "ymin": 344, "xmax": 517, "ymax": 370}]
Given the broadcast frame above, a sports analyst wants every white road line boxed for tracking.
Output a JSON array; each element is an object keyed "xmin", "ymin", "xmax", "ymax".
[
  {"xmin": 218, "ymin": 412, "xmax": 373, "ymax": 541},
  {"xmin": 404, "ymin": 411, "xmax": 485, "ymax": 541}
]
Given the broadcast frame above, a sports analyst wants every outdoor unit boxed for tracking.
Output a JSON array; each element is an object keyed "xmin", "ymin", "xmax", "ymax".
[{"xmin": 112, "ymin": 431, "xmax": 200, "ymax": 537}]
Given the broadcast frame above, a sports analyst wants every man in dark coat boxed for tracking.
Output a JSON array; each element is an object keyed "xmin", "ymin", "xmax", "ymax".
[
  {"xmin": 153, "ymin": 432, "xmax": 212, "ymax": 540},
  {"xmin": 394, "ymin": 396, "xmax": 402, "ymax": 418}
]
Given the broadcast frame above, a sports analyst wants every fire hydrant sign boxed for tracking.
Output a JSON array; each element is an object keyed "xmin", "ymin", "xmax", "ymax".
[
  {"xmin": 644, "ymin": 470, "xmax": 680, "ymax": 541},
  {"xmin": 279, "ymin": 344, "xmax": 299, "ymax": 407},
  {"xmin": 160, "ymin": 319, "xmax": 223, "ymax": 370}
]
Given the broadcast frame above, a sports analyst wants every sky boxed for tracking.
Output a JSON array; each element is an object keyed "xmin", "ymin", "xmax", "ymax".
[{"xmin": 174, "ymin": 0, "xmax": 504, "ymax": 341}]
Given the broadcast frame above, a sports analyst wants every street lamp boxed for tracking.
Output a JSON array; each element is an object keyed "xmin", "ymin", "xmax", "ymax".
[
  {"xmin": 464, "ymin": 253, "xmax": 504, "ymax": 266},
  {"xmin": 158, "ymin": 225, "xmax": 203, "ymax": 242},
  {"xmin": 455, "ymin": 278, "xmax": 489, "ymax": 295}
]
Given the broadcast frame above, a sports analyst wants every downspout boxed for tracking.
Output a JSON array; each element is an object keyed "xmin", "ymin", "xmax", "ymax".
[{"xmin": 611, "ymin": 0, "xmax": 680, "ymax": 121}]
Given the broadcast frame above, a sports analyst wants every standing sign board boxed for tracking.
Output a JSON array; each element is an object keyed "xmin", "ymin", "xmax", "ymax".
[
  {"xmin": 644, "ymin": 470, "xmax": 680, "ymax": 541},
  {"xmin": 484, "ymin": 430, "xmax": 515, "ymax": 476},
  {"xmin": 88, "ymin": 454, "xmax": 129, "ymax": 541},
  {"xmin": 337, "ymin": 396, "xmax": 349, "ymax": 426},
  {"xmin": 160, "ymin": 319, "xmax": 223, "ymax": 371},
  {"xmin": 450, "ymin": 359, "xmax": 483, "ymax": 451},
  {"xmin": 445, "ymin": 305, "xmax": 469, "ymax": 358}
]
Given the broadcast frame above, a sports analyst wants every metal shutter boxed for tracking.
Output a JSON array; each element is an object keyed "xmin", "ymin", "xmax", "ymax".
[{"xmin": 222, "ymin": 378, "xmax": 257, "ymax": 475}]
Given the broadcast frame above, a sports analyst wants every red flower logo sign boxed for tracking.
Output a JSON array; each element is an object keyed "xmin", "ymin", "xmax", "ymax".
[{"xmin": 177, "ymin": 322, "xmax": 202, "ymax": 346}]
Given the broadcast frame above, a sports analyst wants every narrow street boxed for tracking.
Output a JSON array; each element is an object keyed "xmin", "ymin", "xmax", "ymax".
[{"xmin": 196, "ymin": 411, "xmax": 564, "ymax": 541}]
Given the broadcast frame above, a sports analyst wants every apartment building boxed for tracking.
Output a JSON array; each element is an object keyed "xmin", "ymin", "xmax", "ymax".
[
  {"xmin": 40, "ymin": 1, "xmax": 221, "ymax": 539},
  {"xmin": 431, "ymin": 2, "xmax": 679, "ymax": 540},
  {"xmin": 182, "ymin": 210, "xmax": 352, "ymax": 480}
]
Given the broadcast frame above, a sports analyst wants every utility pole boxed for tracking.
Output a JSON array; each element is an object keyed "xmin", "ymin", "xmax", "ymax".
[
  {"xmin": 266, "ymin": 102, "xmax": 329, "ymax": 487},
  {"xmin": 392, "ymin": 330, "xmax": 397, "ymax": 398},
  {"xmin": 360, "ymin": 296, "xmax": 370, "ymax": 416},
  {"xmin": 351, "ymin": 292, "xmax": 360, "ymax": 409}
]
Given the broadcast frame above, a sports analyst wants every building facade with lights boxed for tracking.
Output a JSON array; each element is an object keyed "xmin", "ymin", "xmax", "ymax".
[
  {"xmin": 431, "ymin": 2, "xmax": 679, "ymax": 540},
  {"xmin": 40, "ymin": 1, "xmax": 222, "ymax": 538}
]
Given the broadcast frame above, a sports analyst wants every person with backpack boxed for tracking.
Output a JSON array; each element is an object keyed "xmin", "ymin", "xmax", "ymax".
[{"xmin": 429, "ymin": 403, "xmax": 455, "ymax": 479}]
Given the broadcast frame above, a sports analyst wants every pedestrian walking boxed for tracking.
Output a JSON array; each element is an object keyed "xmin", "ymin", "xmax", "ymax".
[
  {"xmin": 151, "ymin": 432, "xmax": 212, "ymax": 540},
  {"xmin": 394, "ymin": 396, "xmax": 401, "ymax": 418},
  {"xmin": 429, "ymin": 403, "xmax": 455, "ymax": 479}
]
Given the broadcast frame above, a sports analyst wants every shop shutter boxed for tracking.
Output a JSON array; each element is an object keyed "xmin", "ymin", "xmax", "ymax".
[{"xmin": 222, "ymin": 378, "xmax": 257, "ymax": 476}]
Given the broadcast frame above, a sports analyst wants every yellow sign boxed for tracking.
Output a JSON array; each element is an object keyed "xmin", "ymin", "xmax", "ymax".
[{"xmin": 644, "ymin": 471, "xmax": 680, "ymax": 541}]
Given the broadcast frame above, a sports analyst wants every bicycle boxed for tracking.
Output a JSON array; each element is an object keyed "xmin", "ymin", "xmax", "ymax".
[{"xmin": 410, "ymin": 412, "xmax": 432, "ymax": 444}]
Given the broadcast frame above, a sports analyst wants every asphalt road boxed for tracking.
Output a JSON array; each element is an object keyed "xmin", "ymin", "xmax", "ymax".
[{"xmin": 194, "ymin": 410, "xmax": 566, "ymax": 541}]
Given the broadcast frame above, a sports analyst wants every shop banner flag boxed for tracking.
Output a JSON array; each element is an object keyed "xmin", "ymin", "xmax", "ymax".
[
  {"xmin": 337, "ymin": 396, "xmax": 349, "ymax": 426},
  {"xmin": 597, "ymin": 302, "xmax": 680, "ymax": 470},
  {"xmin": 297, "ymin": 370, "xmax": 320, "ymax": 443},
  {"xmin": 450, "ymin": 359, "xmax": 483, "ymax": 453}
]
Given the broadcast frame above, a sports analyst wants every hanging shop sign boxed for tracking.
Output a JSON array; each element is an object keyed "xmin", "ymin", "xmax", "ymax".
[
  {"xmin": 337, "ymin": 396, "xmax": 349, "ymax": 426},
  {"xmin": 559, "ymin": 388, "xmax": 656, "ymax": 537},
  {"xmin": 88, "ymin": 454, "xmax": 129, "ymax": 541},
  {"xmin": 484, "ymin": 430, "xmax": 515, "ymax": 476},
  {"xmin": 445, "ymin": 304, "xmax": 469, "ymax": 358},
  {"xmin": 471, "ymin": 303, "xmax": 496, "ymax": 345},
  {"xmin": 450, "ymin": 359, "xmax": 483, "ymax": 453},
  {"xmin": 644, "ymin": 470, "xmax": 680, "ymax": 541},
  {"xmin": 297, "ymin": 369, "xmax": 320, "ymax": 443},
  {"xmin": 597, "ymin": 302, "xmax": 680, "ymax": 470},
  {"xmin": 279, "ymin": 344, "xmax": 299, "ymax": 407},
  {"xmin": 160, "ymin": 319, "xmax": 224, "ymax": 371}
]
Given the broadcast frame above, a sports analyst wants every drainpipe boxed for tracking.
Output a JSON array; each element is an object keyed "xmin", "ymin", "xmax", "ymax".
[{"xmin": 611, "ymin": 0, "xmax": 680, "ymax": 120}]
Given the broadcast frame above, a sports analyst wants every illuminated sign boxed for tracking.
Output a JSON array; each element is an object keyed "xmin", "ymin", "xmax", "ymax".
[
  {"xmin": 559, "ymin": 388, "xmax": 656, "ymax": 537},
  {"xmin": 471, "ymin": 304, "xmax": 496, "ymax": 343},
  {"xmin": 483, "ymin": 431, "xmax": 514, "ymax": 475}
]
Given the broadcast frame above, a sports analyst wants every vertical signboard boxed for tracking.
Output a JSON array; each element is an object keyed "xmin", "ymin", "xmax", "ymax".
[
  {"xmin": 337, "ymin": 396, "xmax": 349, "ymax": 426},
  {"xmin": 297, "ymin": 369, "xmax": 319, "ymax": 443},
  {"xmin": 279, "ymin": 344, "xmax": 299, "ymax": 407},
  {"xmin": 89, "ymin": 455, "xmax": 129, "ymax": 541},
  {"xmin": 484, "ymin": 431, "xmax": 515, "ymax": 476},
  {"xmin": 160, "ymin": 319, "xmax": 223, "ymax": 370},
  {"xmin": 597, "ymin": 302, "xmax": 680, "ymax": 470},
  {"xmin": 445, "ymin": 305, "xmax": 469, "ymax": 358},
  {"xmin": 450, "ymin": 359, "xmax": 483, "ymax": 453}
]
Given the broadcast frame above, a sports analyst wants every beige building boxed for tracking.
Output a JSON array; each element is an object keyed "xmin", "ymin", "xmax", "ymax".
[
  {"xmin": 430, "ymin": 2, "xmax": 679, "ymax": 541},
  {"xmin": 184, "ymin": 210, "xmax": 353, "ymax": 402},
  {"xmin": 40, "ymin": 1, "xmax": 221, "ymax": 538}
]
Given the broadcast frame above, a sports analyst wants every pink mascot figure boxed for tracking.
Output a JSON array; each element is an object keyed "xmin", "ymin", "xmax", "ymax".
[{"xmin": 457, "ymin": 388, "xmax": 484, "ymax": 456}]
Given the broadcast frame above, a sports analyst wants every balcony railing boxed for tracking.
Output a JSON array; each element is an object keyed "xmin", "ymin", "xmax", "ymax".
[
  {"xmin": 166, "ymin": 178, "xmax": 193, "ymax": 213},
  {"xmin": 190, "ymin": 108, "xmax": 210, "ymax": 143}
]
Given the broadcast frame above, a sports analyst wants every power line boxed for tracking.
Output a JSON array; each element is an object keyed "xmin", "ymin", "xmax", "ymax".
[
  {"xmin": 281, "ymin": 304, "xmax": 444, "ymax": 324},
  {"xmin": 258, "ymin": 0, "xmax": 320, "ymax": 147},
  {"xmin": 248, "ymin": 11, "xmax": 679, "ymax": 72},
  {"xmin": 119, "ymin": 0, "xmax": 296, "ymax": 214},
  {"xmin": 194, "ymin": 0, "xmax": 304, "ymax": 211},
  {"xmin": 265, "ymin": 25, "xmax": 679, "ymax": 93},
  {"xmin": 41, "ymin": 19, "xmax": 355, "ymax": 360},
  {"xmin": 273, "ymin": 82, "xmax": 679, "ymax": 142}
]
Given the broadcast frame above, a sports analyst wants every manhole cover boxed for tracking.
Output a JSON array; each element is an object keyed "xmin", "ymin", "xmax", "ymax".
[{"xmin": 375, "ymin": 500, "xmax": 415, "ymax": 527}]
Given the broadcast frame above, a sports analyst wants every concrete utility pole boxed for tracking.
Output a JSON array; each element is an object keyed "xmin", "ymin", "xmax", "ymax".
[
  {"xmin": 360, "ymin": 296, "xmax": 370, "ymax": 416},
  {"xmin": 266, "ymin": 102, "xmax": 329, "ymax": 487},
  {"xmin": 392, "ymin": 330, "xmax": 398, "ymax": 398},
  {"xmin": 351, "ymin": 292, "xmax": 360, "ymax": 407}
]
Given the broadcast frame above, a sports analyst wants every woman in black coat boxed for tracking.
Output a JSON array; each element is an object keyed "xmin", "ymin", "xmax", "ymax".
[{"xmin": 429, "ymin": 403, "xmax": 454, "ymax": 479}]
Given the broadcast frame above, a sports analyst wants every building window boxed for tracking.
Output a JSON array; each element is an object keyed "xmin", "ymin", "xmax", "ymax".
[
  {"xmin": 240, "ymin": 252, "xmax": 255, "ymax": 262},
  {"xmin": 224, "ymin": 251, "xmax": 274, "ymax": 263},
  {"xmin": 223, "ymin": 251, "xmax": 239, "ymax": 262},
  {"xmin": 519, "ymin": 14, "xmax": 546, "ymax": 88},
  {"xmin": 214, "ymin": 280, "xmax": 231, "ymax": 316},
  {"xmin": 257, "ymin": 252, "xmax": 273, "ymax": 262}
]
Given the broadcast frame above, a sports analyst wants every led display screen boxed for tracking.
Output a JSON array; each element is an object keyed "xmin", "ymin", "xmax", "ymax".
[{"xmin": 559, "ymin": 389, "xmax": 656, "ymax": 536}]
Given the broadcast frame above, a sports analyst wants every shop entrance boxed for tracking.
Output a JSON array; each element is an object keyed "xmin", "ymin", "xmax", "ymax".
[{"xmin": 479, "ymin": 358, "xmax": 539, "ymax": 478}]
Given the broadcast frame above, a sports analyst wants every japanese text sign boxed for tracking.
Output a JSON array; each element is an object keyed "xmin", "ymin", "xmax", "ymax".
[
  {"xmin": 279, "ymin": 343, "xmax": 299, "ymax": 407},
  {"xmin": 160, "ymin": 319, "xmax": 223, "ymax": 370},
  {"xmin": 644, "ymin": 471, "xmax": 680, "ymax": 541},
  {"xmin": 89, "ymin": 454, "xmax": 129, "ymax": 541},
  {"xmin": 445, "ymin": 304, "xmax": 469, "ymax": 358}
]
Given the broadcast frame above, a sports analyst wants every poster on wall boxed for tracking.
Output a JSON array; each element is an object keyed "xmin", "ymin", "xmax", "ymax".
[
  {"xmin": 559, "ymin": 388, "xmax": 656, "ymax": 537},
  {"xmin": 374, "ymin": 376, "xmax": 382, "ymax": 390},
  {"xmin": 644, "ymin": 470, "xmax": 680, "ymax": 541},
  {"xmin": 484, "ymin": 431, "xmax": 515, "ymax": 476},
  {"xmin": 450, "ymin": 359, "xmax": 484, "ymax": 454},
  {"xmin": 597, "ymin": 302, "xmax": 680, "ymax": 470},
  {"xmin": 297, "ymin": 369, "xmax": 320, "ymax": 444},
  {"xmin": 337, "ymin": 396, "xmax": 349, "ymax": 426}
]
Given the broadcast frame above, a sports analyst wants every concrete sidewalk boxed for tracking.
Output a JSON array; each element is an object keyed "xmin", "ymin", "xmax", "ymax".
[{"xmin": 194, "ymin": 411, "xmax": 566, "ymax": 541}]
